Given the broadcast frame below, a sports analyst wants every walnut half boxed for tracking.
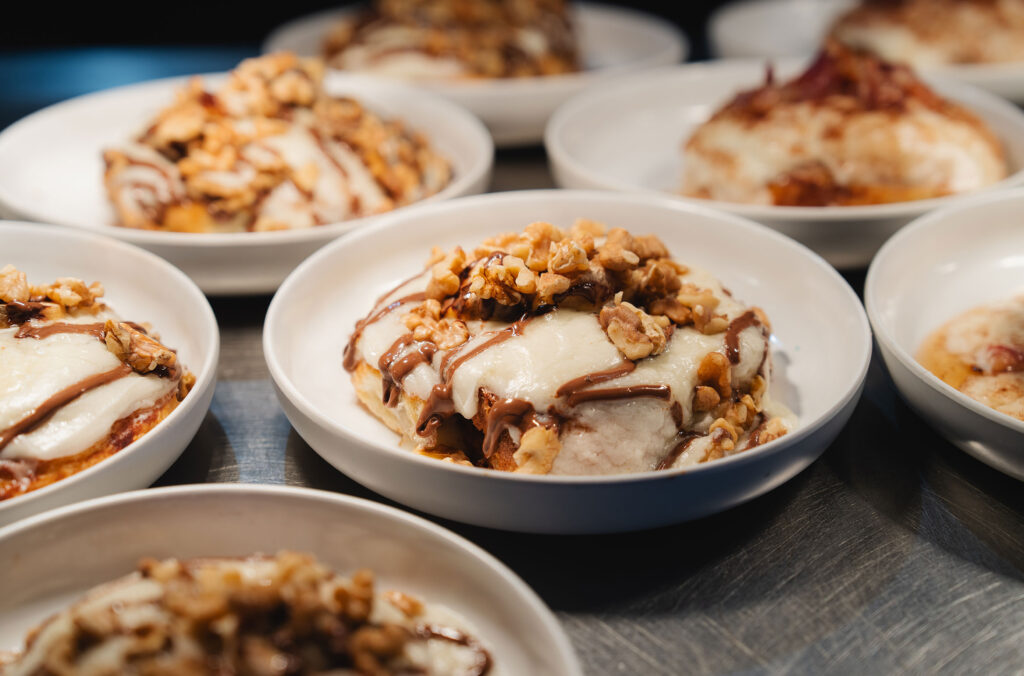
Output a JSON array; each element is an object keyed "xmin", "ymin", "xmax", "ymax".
[
  {"xmin": 599, "ymin": 298, "xmax": 671, "ymax": 361},
  {"xmin": 104, "ymin": 320, "xmax": 178, "ymax": 375}
]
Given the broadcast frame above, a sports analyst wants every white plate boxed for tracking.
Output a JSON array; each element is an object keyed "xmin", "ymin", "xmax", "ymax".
[
  {"xmin": 264, "ymin": 190, "xmax": 871, "ymax": 533},
  {"xmin": 0, "ymin": 73, "xmax": 493, "ymax": 295},
  {"xmin": 866, "ymin": 190, "xmax": 1024, "ymax": 480},
  {"xmin": 0, "ymin": 484, "xmax": 581, "ymax": 675},
  {"xmin": 0, "ymin": 222, "xmax": 218, "ymax": 526},
  {"xmin": 545, "ymin": 60, "xmax": 1024, "ymax": 269},
  {"xmin": 709, "ymin": 0, "xmax": 1024, "ymax": 103},
  {"xmin": 263, "ymin": 3, "xmax": 687, "ymax": 146}
]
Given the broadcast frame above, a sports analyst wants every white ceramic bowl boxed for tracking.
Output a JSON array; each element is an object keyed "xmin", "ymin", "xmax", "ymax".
[
  {"xmin": 545, "ymin": 60, "xmax": 1024, "ymax": 269},
  {"xmin": 0, "ymin": 484, "xmax": 580, "ymax": 675},
  {"xmin": 264, "ymin": 190, "xmax": 871, "ymax": 533},
  {"xmin": 0, "ymin": 222, "xmax": 218, "ymax": 526},
  {"xmin": 866, "ymin": 190, "xmax": 1024, "ymax": 480},
  {"xmin": 0, "ymin": 72, "xmax": 493, "ymax": 295},
  {"xmin": 709, "ymin": 0, "xmax": 1024, "ymax": 103},
  {"xmin": 263, "ymin": 3, "xmax": 687, "ymax": 146}
]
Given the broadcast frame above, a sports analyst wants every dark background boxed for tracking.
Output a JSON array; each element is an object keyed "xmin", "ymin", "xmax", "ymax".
[
  {"xmin": 0, "ymin": 1, "xmax": 729, "ymax": 130},
  {"xmin": 0, "ymin": 2, "xmax": 724, "ymax": 55}
]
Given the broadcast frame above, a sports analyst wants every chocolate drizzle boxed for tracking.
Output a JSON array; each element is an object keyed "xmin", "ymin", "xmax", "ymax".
[
  {"xmin": 415, "ymin": 317, "xmax": 531, "ymax": 438},
  {"xmin": 414, "ymin": 624, "xmax": 492, "ymax": 676},
  {"xmin": 2, "ymin": 301, "xmax": 50, "ymax": 325},
  {"xmin": 482, "ymin": 398, "xmax": 535, "ymax": 459},
  {"xmin": 565, "ymin": 384, "xmax": 671, "ymax": 407},
  {"xmin": 724, "ymin": 311, "xmax": 761, "ymax": 365},
  {"xmin": 377, "ymin": 333, "xmax": 437, "ymax": 408},
  {"xmin": 343, "ymin": 292, "xmax": 427, "ymax": 371},
  {"xmin": 15, "ymin": 322, "xmax": 106, "ymax": 341},
  {"xmin": 657, "ymin": 433, "xmax": 700, "ymax": 470},
  {"xmin": 0, "ymin": 364, "xmax": 132, "ymax": 452},
  {"xmin": 555, "ymin": 361, "xmax": 636, "ymax": 398}
]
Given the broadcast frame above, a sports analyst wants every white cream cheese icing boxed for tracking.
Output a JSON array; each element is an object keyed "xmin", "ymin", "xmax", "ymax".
[{"xmin": 0, "ymin": 321, "xmax": 177, "ymax": 462}]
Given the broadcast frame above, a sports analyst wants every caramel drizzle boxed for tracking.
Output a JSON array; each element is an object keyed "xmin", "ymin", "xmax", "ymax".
[
  {"xmin": 414, "ymin": 624, "xmax": 492, "ymax": 676},
  {"xmin": 0, "ymin": 364, "xmax": 132, "ymax": 451},
  {"xmin": 554, "ymin": 361, "xmax": 636, "ymax": 399},
  {"xmin": 656, "ymin": 433, "xmax": 700, "ymax": 471},
  {"xmin": 15, "ymin": 322, "xmax": 105, "ymax": 341},
  {"xmin": 343, "ymin": 292, "xmax": 427, "ymax": 371},
  {"xmin": 2, "ymin": 301, "xmax": 51, "ymax": 325},
  {"xmin": 415, "ymin": 317, "xmax": 531, "ymax": 437},
  {"xmin": 724, "ymin": 311, "xmax": 762, "ymax": 365}
]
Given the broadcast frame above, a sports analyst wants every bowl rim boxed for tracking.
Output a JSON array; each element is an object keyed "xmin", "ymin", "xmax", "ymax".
[
  {"xmin": 264, "ymin": 188, "xmax": 872, "ymax": 486},
  {"xmin": 0, "ymin": 482, "xmax": 583, "ymax": 676},
  {"xmin": 0, "ymin": 220, "xmax": 221, "ymax": 517},
  {"xmin": 0, "ymin": 71, "xmax": 494, "ymax": 249},
  {"xmin": 261, "ymin": 1, "xmax": 689, "ymax": 92},
  {"xmin": 864, "ymin": 188, "xmax": 1024, "ymax": 436},
  {"xmin": 544, "ymin": 58, "xmax": 1024, "ymax": 221}
]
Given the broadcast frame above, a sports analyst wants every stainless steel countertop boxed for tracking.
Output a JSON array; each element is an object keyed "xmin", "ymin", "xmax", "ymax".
[{"xmin": 155, "ymin": 149, "xmax": 1024, "ymax": 675}]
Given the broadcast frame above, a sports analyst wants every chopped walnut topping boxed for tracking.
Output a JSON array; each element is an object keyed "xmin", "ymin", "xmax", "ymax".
[
  {"xmin": 756, "ymin": 417, "xmax": 789, "ymax": 445},
  {"xmin": 425, "ymin": 247, "xmax": 467, "ymax": 301},
  {"xmin": 402, "ymin": 299, "xmax": 469, "ymax": 350},
  {"xmin": 0, "ymin": 265, "xmax": 30, "ymax": 303},
  {"xmin": 693, "ymin": 385, "xmax": 721, "ymax": 412},
  {"xmin": 32, "ymin": 277, "xmax": 104, "ymax": 313},
  {"xmin": 599, "ymin": 298, "xmax": 671, "ymax": 361},
  {"xmin": 383, "ymin": 590, "xmax": 425, "ymax": 618},
  {"xmin": 104, "ymin": 320, "xmax": 178, "ymax": 375},
  {"xmin": 706, "ymin": 418, "xmax": 739, "ymax": 460},
  {"xmin": 513, "ymin": 425, "xmax": 561, "ymax": 474},
  {"xmin": 596, "ymin": 228, "xmax": 641, "ymax": 271},
  {"xmin": 697, "ymin": 351, "xmax": 732, "ymax": 398}
]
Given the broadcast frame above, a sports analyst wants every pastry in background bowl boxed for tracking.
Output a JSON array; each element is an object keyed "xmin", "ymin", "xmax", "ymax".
[
  {"xmin": 0, "ymin": 550, "xmax": 494, "ymax": 675},
  {"xmin": 343, "ymin": 219, "xmax": 794, "ymax": 475},
  {"xmin": 323, "ymin": 0, "xmax": 579, "ymax": 79},
  {"xmin": 0, "ymin": 266, "xmax": 193, "ymax": 501},
  {"xmin": 681, "ymin": 41, "xmax": 1008, "ymax": 206},
  {"xmin": 918, "ymin": 295, "xmax": 1024, "ymax": 421},
  {"xmin": 103, "ymin": 52, "xmax": 453, "ymax": 233},
  {"xmin": 832, "ymin": 0, "xmax": 1024, "ymax": 67}
]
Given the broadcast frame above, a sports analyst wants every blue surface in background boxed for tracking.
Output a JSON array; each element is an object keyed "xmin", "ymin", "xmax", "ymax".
[{"xmin": 0, "ymin": 47, "xmax": 256, "ymax": 129}]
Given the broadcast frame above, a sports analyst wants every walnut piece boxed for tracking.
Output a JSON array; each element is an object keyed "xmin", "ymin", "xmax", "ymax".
[
  {"xmin": 697, "ymin": 351, "xmax": 732, "ymax": 398},
  {"xmin": 32, "ymin": 277, "xmax": 104, "ymax": 312},
  {"xmin": 425, "ymin": 246, "xmax": 467, "ymax": 300},
  {"xmin": 104, "ymin": 320, "xmax": 178, "ymax": 375},
  {"xmin": 599, "ymin": 298, "xmax": 671, "ymax": 361},
  {"xmin": 0, "ymin": 265, "xmax": 30, "ymax": 303},
  {"xmin": 513, "ymin": 425, "xmax": 561, "ymax": 474},
  {"xmin": 402, "ymin": 299, "xmax": 469, "ymax": 350}
]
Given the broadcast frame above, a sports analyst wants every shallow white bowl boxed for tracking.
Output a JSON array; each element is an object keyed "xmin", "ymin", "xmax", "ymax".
[
  {"xmin": 0, "ymin": 484, "xmax": 580, "ymax": 675},
  {"xmin": 866, "ymin": 190, "xmax": 1024, "ymax": 480},
  {"xmin": 545, "ymin": 60, "xmax": 1024, "ymax": 269},
  {"xmin": 0, "ymin": 72, "xmax": 493, "ymax": 295},
  {"xmin": 709, "ymin": 0, "xmax": 1024, "ymax": 103},
  {"xmin": 0, "ymin": 222, "xmax": 218, "ymax": 526},
  {"xmin": 264, "ymin": 190, "xmax": 871, "ymax": 533},
  {"xmin": 263, "ymin": 3, "xmax": 687, "ymax": 146}
]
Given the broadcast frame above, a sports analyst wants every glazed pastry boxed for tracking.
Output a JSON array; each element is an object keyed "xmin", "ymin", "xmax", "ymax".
[
  {"xmin": 103, "ymin": 52, "xmax": 452, "ymax": 233},
  {"xmin": 343, "ymin": 219, "xmax": 793, "ymax": 475},
  {"xmin": 918, "ymin": 296, "xmax": 1024, "ymax": 421},
  {"xmin": 323, "ymin": 0, "xmax": 579, "ymax": 79},
  {"xmin": 681, "ymin": 41, "xmax": 1007, "ymax": 206},
  {"xmin": 832, "ymin": 0, "xmax": 1024, "ymax": 67},
  {"xmin": 0, "ymin": 551, "xmax": 493, "ymax": 675},
  {"xmin": 0, "ymin": 265, "xmax": 193, "ymax": 500}
]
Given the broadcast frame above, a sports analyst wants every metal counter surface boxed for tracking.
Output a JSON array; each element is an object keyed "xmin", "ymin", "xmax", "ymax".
[{"xmin": 155, "ymin": 150, "xmax": 1024, "ymax": 675}]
